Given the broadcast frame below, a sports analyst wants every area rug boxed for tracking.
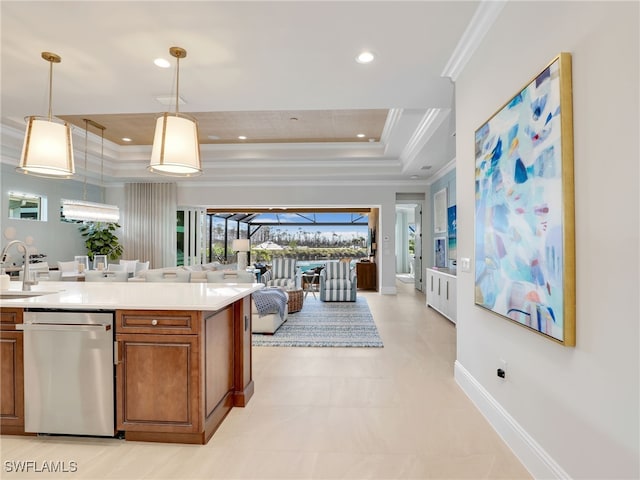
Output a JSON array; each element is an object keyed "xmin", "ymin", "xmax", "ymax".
[
  {"xmin": 396, "ymin": 274, "xmax": 415, "ymax": 284},
  {"xmin": 252, "ymin": 296, "xmax": 383, "ymax": 348}
]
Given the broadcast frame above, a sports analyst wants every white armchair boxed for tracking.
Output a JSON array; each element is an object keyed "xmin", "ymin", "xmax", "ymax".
[
  {"xmin": 143, "ymin": 269, "xmax": 191, "ymax": 283},
  {"xmin": 206, "ymin": 270, "xmax": 255, "ymax": 283},
  {"xmin": 85, "ymin": 270, "xmax": 128, "ymax": 282}
]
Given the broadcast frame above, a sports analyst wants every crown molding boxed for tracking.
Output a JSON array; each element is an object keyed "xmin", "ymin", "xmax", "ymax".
[
  {"xmin": 441, "ymin": 0, "xmax": 507, "ymax": 81},
  {"xmin": 399, "ymin": 108, "xmax": 450, "ymax": 173},
  {"xmin": 380, "ymin": 108, "xmax": 404, "ymax": 154},
  {"xmin": 426, "ymin": 158, "xmax": 456, "ymax": 185}
]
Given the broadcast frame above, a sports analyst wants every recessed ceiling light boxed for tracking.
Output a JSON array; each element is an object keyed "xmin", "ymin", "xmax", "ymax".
[
  {"xmin": 238, "ymin": 135, "xmax": 247, "ymax": 140},
  {"xmin": 154, "ymin": 58, "xmax": 171, "ymax": 68},
  {"xmin": 356, "ymin": 51, "xmax": 375, "ymax": 64},
  {"xmin": 357, "ymin": 133, "xmax": 366, "ymax": 138},
  {"xmin": 122, "ymin": 137, "xmax": 132, "ymax": 142},
  {"xmin": 410, "ymin": 175, "xmax": 420, "ymax": 180},
  {"xmin": 207, "ymin": 135, "xmax": 220, "ymax": 140}
]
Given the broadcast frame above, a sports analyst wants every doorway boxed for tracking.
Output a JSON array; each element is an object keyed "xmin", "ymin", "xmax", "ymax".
[{"xmin": 395, "ymin": 200, "xmax": 423, "ymax": 292}]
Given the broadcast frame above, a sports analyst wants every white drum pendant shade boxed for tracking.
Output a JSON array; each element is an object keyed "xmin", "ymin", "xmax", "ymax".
[
  {"xmin": 19, "ymin": 116, "xmax": 74, "ymax": 178},
  {"xmin": 149, "ymin": 113, "xmax": 201, "ymax": 176}
]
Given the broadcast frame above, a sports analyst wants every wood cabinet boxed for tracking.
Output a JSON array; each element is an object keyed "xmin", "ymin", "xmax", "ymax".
[
  {"xmin": 356, "ymin": 262, "xmax": 377, "ymax": 290},
  {"xmin": 115, "ymin": 303, "xmax": 252, "ymax": 444},
  {"xmin": 116, "ymin": 332, "xmax": 201, "ymax": 435},
  {"xmin": 0, "ymin": 308, "xmax": 27, "ymax": 435},
  {"xmin": 426, "ymin": 268, "xmax": 457, "ymax": 324}
]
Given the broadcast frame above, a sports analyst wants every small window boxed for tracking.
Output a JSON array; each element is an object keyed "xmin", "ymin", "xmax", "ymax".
[{"xmin": 8, "ymin": 192, "xmax": 47, "ymax": 221}]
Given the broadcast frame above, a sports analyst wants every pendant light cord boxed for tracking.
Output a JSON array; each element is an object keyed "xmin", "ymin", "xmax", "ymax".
[
  {"xmin": 83, "ymin": 119, "xmax": 88, "ymax": 201},
  {"xmin": 100, "ymin": 126, "xmax": 105, "ymax": 203},
  {"xmin": 47, "ymin": 59, "xmax": 54, "ymax": 122},
  {"xmin": 82, "ymin": 119, "xmax": 107, "ymax": 204},
  {"xmin": 175, "ymin": 55, "xmax": 180, "ymax": 116}
]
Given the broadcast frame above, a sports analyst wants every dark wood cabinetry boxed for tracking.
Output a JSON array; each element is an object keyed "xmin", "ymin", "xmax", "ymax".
[
  {"xmin": 0, "ymin": 308, "xmax": 27, "ymax": 435},
  {"xmin": 356, "ymin": 262, "xmax": 377, "ymax": 290},
  {"xmin": 115, "ymin": 302, "xmax": 252, "ymax": 444},
  {"xmin": 116, "ymin": 332, "xmax": 201, "ymax": 435},
  {"xmin": 0, "ymin": 295, "xmax": 254, "ymax": 445}
]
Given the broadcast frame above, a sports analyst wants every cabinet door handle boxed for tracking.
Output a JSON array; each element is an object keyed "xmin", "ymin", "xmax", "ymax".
[
  {"xmin": 446, "ymin": 280, "xmax": 449, "ymax": 300},
  {"xmin": 438, "ymin": 277, "xmax": 441, "ymax": 295},
  {"xmin": 430, "ymin": 276, "xmax": 433, "ymax": 291},
  {"xmin": 114, "ymin": 341, "xmax": 121, "ymax": 365},
  {"xmin": 151, "ymin": 319, "xmax": 158, "ymax": 326}
]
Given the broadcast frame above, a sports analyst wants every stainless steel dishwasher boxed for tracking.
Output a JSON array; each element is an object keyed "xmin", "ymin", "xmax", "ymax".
[{"xmin": 20, "ymin": 310, "xmax": 115, "ymax": 436}]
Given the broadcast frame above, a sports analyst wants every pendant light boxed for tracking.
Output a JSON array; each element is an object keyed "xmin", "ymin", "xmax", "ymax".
[
  {"xmin": 17, "ymin": 52, "xmax": 74, "ymax": 178},
  {"xmin": 148, "ymin": 46, "xmax": 202, "ymax": 176},
  {"xmin": 62, "ymin": 119, "xmax": 120, "ymax": 223}
]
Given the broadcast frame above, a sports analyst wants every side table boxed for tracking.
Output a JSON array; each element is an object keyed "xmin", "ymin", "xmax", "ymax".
[
  {"xmin": 287, "ymin": 288, "xmax": 304, "ymax": 313},
  {"xmin": 302, "ymin": 273, "xmax": 320, "ymax": 299}
]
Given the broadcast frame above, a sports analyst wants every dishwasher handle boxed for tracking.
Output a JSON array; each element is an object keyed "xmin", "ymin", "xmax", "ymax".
[{"xmin": 16, "ymin": 323, "xmax": 111, "ymax": 332}]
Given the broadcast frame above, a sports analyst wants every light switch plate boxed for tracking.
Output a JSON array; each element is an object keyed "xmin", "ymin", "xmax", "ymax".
[{"xmin": 460, "ymin": 257, "xmax": 471, "ymax": 272}]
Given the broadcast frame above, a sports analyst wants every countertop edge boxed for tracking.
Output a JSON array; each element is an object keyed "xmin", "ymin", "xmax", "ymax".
[{"xmin": 0, "ymin": 282, "xmax": 264, "ymax": 311}]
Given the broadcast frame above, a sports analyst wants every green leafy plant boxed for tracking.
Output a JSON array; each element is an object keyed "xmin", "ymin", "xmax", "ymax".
[{"xmin": 79, "ymin": 222, "xmax": 124, "ymax": 261}]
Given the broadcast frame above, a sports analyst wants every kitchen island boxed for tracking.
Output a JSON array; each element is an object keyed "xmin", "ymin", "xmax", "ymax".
[{"xmin": 0, "ymin": 281, "xmax": 262, "ymax": 445}]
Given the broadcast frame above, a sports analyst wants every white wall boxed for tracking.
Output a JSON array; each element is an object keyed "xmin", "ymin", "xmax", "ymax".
[
  {"xmin": 455, "ymin": 2, "xmax": 638, "ymax": 479},
  {"xmin": 1, "ymin": 165, "xmax": 103, "ymax": 265}
]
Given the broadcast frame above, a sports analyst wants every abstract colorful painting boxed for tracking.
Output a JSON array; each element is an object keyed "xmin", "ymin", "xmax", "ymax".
[
  {"xmin": 474, "ymin": 53, "xmax": 575, "ymax": 346},
  {"xmin": 448, "ymin": 206, "xmax": 457, "ymax": 260},
  {"xmin": 434, "ymin": 237, "xmax": 447, "ymax": 268}
]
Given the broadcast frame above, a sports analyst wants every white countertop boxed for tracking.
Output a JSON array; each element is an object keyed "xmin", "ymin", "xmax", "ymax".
[
  {"xmin": 0, "ymin": 281, "xmax": 263, "ymax": 311},
  {"xmin": 426, "ymin": 267, "xmax": 457, "ymax": 278}
]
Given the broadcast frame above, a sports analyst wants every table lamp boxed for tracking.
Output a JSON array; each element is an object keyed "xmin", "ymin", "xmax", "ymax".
[{"xmin": 232, "ymin": 239, "xmax": 250, "ymax": 270}]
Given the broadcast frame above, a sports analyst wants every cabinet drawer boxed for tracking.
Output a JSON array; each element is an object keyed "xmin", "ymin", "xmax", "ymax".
[
  {"xmin": 0, "ymin": 308, "xmax": 23, "ymax": 330},
  {"xmin": 116, "ymin": 310, "xmax": 200, "ymax": 335}
]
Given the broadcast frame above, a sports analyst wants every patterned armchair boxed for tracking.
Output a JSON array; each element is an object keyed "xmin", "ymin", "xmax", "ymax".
[
  {"xmin": 264, "ymin": 258, "xmax": 299, "ymax": 289},
  {"xmin": 319, "ymin": 261, "xmax": 357, "ymax": 302}
]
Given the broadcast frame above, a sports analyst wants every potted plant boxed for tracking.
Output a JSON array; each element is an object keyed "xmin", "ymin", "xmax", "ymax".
[{"xmin": 79, "ymin": 222, "xmax": 124, "ymax": 261}]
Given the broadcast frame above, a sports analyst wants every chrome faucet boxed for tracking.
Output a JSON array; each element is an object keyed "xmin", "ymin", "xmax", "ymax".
[{"xmin": 1, "ymin": 240, "xmax": 37, "ymax": 291}]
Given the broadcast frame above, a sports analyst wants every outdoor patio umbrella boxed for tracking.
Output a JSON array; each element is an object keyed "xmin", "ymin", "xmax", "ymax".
[{"xmin": 255, "ymin": 241, "xmax": 284, "ymax": 250}]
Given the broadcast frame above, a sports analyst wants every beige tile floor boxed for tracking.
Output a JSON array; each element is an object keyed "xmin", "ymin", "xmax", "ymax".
[{"xmin": 0, "ymin": 281, "xmax": 531, "ymax": 479}]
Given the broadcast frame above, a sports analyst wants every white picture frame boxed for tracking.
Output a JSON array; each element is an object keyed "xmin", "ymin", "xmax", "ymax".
[{"xmin": 433, "ymin": 188, "xmax": 447, "ymax": 234}]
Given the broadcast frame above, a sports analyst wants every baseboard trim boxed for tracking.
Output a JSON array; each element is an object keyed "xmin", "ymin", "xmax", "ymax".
[
  {"xmin": 454, "ymin": 360, "xmax": 570, "ymax": 479},
  {"xmin": 380, "ymin": 286, "xmax": 397, "ymax": 295}
]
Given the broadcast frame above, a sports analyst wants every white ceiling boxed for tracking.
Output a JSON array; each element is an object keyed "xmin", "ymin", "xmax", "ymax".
[{"xmin": 0, "ymin": 1, "xmax": 498, "ymax": 186}]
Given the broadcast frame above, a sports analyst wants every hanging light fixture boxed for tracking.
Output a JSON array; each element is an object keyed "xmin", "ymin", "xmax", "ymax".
[
  {"xmin": 62, "ymin": 119, "xmax": 120, "ymax": 223},
  {"xmin": 148, "ymin": 46, "xmax": 202, "ymax": 176},
  {"xmin": 17, "ymin": 52, "xmax": 74, "ymax": 178}
]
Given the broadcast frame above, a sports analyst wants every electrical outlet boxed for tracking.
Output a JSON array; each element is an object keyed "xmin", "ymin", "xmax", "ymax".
[
  {"xmin": 460, "ymin": 257, "xmax": 471, "ymax": 272},
  {"xmin": 497, "ymin": 358, "xmax": 507, "ymax": 381}
]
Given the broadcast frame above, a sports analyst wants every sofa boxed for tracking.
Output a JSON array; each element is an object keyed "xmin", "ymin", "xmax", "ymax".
[
  {"xmin": 206, "ymin": 269, "xmax": 288, "ymax": 334},
  {"xmin": 128, "ymin": 262, "xmax": 236, "ymax": 282}
]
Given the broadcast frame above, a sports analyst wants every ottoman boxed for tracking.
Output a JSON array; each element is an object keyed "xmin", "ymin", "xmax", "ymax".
[{"xmin": 287, "ymin": 288, "xmax": 304, "ymax": 313}]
